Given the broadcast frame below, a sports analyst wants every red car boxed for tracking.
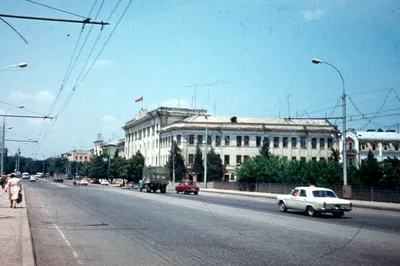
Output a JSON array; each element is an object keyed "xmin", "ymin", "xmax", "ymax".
[{"xmin": 175, "ymin": 181, "xmax": 200, "ymax": 195}]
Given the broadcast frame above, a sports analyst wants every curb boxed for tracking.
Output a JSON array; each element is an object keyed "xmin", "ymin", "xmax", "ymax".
[
  {"xmin": 21, "ymin": 186, "xmax": 36, "ymax": 266},
  {"xmin": 200, "ymin": 189, "xmax": 400, "ymax": 213}
]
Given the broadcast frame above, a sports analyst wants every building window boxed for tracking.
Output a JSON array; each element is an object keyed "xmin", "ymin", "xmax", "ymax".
[
  {"xmin": 216, "ymin": 135, "xmax": 221, "ymax": 146},
  {"xmin": 395, "ymin": 144, "xmax": 399, "ymax": 151},
  {"xmin": 327, "ymin": 138, "xmax": 333, "ymax": 148},
  {"xmin": 320, "ymin": 157, "xmax": 325, "ymax": 161},
  {"xmin": 291, "ymin": 156, "xmax": 296, "ymax": 161},
  {"xmin": 80, "ymin": 156, "xmax": 82, "ymax": 160},
  {"xmin": 189, "ymin": 135, "xmax": 195, "ymax": 145},
  {"xmin": 207, "ymin": 135, "xmax": 212, "ymax": 145},
  {"xmin": 349, "ymin": 158, "xmax": 353, "ymax": 165},
  {"xmin": 349, "ymin": 142, "xmax": 353, "ymax": 150},
  {"xmin": 300, "ymin": 157, "xmax": 306, "ymax": 161},
  {"xmin": 84, "ymin": 156, "xmax": 87, "ymax": 160},
  {"xmin": 236, "ymin": 155, "xmax": 242, "ymax": 165},
  {"xmin": 372, "ymin": 144, "xmax": 376, "ymax": 150},
  {"xmin": 188, "ymin": 154, "xmax": 194, "ymax": 164},
  {"xmin": 177, "ymin": 135, "xmax": 182, "ymax": 145},
  {"xmin": 225, "ymin": 136, "xmax": 230, "ymax": 146},
  {"xmin": 197, "ymin": 135, "xmax": 203, "ymax": 144},
  {"xmin": 256, "ymin": 136, "xmax": 261, "ymax": 147},
  {"xmin": 147, "ymin": 127, "xmax": 150, "ymax": 137},
  {"xmin": 224, "ymin": 155, "xmax": 230, "ymax": 165},
  {"xmin": 362, "ymin": 143, "xmax": 365, "ymax": 150},
  {"xmin": 244, "ymin": 136, "xmax": 250, "ymax": 146},
  {"xmin": 75, "ymin": 156, "xmax": 77, "ymax": 160},
  {"xmin": 384, "ymin": 144, "xmax": 388, "ymax": 151},
  {"xmin": 244, "ymin": 155, "xmax": 250, "ymax": 162},
  {"xmin": 300, "ymin": 137, "xmax": 306, "ymax": 149},
  {"xmin": 312, "ymin": 157, "xmax": 317, "ymax": 161},
  {"xmin": 237, "ymin": 136, "xmax": 242, "ymax": 147},
  {"xmin": 283, "ymin": 137, "xmax": 288, "ymax": 148},
  {"xmin": 311, "ymin": 138, "xmax": 317, "ymax": 149},
  {"xmin": 320, "ymin": 138, "xmax": 325, "ymax": 149},
  {"xmin": 273, "ymin": 137, "xmax": 279, "ymax": 148},
  {"xmin": 291, "ymin": 137, "xmax": 297, "ymax": 149}
]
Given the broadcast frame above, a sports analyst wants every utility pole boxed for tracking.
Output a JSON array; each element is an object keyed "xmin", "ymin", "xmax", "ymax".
[
  {"xmin": 204, "ymin": 115, "xmax": 210, "ymax": 188},
  {"xmin": 172, "ymin": 142, "xmax": 176, "ymax": 184}
]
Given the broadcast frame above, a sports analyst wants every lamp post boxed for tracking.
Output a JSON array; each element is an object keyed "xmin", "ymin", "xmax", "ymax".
[
  {"xmin": 1, "ymin": 62, "xmax": 28, "ymax": 71},
  {"xmin": 1, "ymin": 105, "xmax": 25, "ymax": 176},
  {"xmin": 204, "ymin": 115, "xmax": 210, "ymax": 188},
  {"xmin": 311, "ymin": 58, "xmax": 347, "ymax": 187}
]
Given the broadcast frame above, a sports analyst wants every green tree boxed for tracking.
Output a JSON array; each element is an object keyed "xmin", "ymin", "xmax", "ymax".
[
  {"xmin": 166, "ymin": 141, "xmax": 186, "ymax": 181},
  {"xmin": 89, "ymin": 155, "xmax": 108, "ymax": 179},
  {"xmin": 127, "ymin": 151, "xmax": 145, "ymax": 183},
  {"xmin": 206, "ymin": 147, "xmax": 224, "ymax": 181},
  {"xmin": 259, "ymin": 137, "xmax": 270, "ymax": 157},
  {"xmin": 193, "ymin": 144, "xmax": 204, "ymax": 181},
  {"xmin": 110, "ymin": 155, "xmax": 128, "ymax": 180},
  {"xmin": 357, "ymin": 150, "xmax": 382, "ymax": 186},
  {"xmin": 331, "ymin": 148, "xmax": 340, "ymax": 162}
]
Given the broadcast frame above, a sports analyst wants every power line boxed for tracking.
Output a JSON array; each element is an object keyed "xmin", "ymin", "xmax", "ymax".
[
  {"xmin": 0, "ymin": 13, "xmax": 109, "ymax": 25},
  {"xmin": 0, "ymin": 17, "xmax": 28, "ymax": 44},
  {"xmin": 25, "ymin": 0, "xmax": 88, "ymax": 19}
]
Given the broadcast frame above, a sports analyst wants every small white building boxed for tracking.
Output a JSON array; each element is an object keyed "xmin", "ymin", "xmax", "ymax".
[
  {"xmin": 93, "ymin": 139, "xmax": 125, "ymax": 158},
  {"xmin": 123, "ymin": 107, "xmax": 339, "ymax": 181},
  {"xmin": 343, "ymin": 129, "xmax": 400, "ymax": 168}
]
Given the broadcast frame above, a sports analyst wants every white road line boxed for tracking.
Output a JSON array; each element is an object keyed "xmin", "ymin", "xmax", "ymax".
[{"xmin": 37, "ymin": 194, "xmax": 83, "ymax": 264}]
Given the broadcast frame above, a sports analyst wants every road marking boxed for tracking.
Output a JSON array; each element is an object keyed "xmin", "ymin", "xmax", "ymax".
[{"xmin": 37, "ymin": 195, "xmax": 83, "ymax": 264}]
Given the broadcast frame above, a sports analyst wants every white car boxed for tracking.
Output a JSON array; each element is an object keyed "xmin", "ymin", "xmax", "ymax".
[
  {"xmin": 30, "ymin": 175, "xmax": 37, "ymax": 182},
  {"xmin": 100, "ymin": 180, "xmax": 109, "ymax": 186},
  {"xmin": 78, "ymin": 179, "xmax": 89, "ymax": 186},
  {"xmin": 22, "ymin": 172, "xmax": 30, "ymax": 180},
  {"xmin": 276, "ymin": 186, "xmax": 352, "ymax": 217}
]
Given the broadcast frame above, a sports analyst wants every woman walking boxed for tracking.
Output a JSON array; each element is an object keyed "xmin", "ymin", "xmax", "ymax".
[{"xmin": 4, "ymin": 173, "xmax": 22, "ymax": 208}]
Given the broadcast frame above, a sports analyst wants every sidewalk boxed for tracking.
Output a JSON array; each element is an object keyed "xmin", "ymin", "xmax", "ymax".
[
  {"xmin": 200, "ymin": 188, "xmax": 400, "ymax": 212},
  {"xmin": 0, "ymin": 186, "xmax": 35, "ymax": 266}
]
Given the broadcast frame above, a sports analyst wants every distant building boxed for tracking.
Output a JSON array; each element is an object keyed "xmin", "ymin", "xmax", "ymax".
[
  {"xmin": 61, "ymin": 150, "xmax": 92, "ymax": 162},
  {"xmin": 93, "ymin": 138, "xmax": 125, "ymax": 158},
  {"xmin": 343, "ymin": 129, "xmax": 400, "ymax": 168},
  {"xmin": 123, "ymin": 107, "xmax": 340, "ymax": 181}
]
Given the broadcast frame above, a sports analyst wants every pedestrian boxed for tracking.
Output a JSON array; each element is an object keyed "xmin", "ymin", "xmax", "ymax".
[
  {"xmin": 4, "ymin": 173, "xmax": 22, "ymax": 208},
  {"xmin": 0, "ymin": 174, "xmax": 7, "ymax": 189}
]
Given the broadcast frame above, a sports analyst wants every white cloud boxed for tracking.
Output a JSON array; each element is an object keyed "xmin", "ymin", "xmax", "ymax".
[
  {"xmin": 153, "ymin": 98, "xmax": 192, "ymax": 109},
  {"xmin": 9, "ymin": 90, "xmax": 55, "ymax": 103},
  {"xmin": 302, "ymin": 9, "xmax": 325, "ymax": 21},
  {"xmin": 93, "ymin": 59, "xmax": 117, "ymax": 69},
  {"xmin": 100, "ymin": 115, "xmax": 119, "ymax": 123}
]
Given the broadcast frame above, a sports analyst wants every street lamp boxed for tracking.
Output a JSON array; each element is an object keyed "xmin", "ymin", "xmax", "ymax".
[
  {"xmin": 311, "ymin": 58, "xmax": 348, "ymax": 187},
  {"xmin": 1, "ymin": 105, "xmax": 25, "ymax": 176},
  {"xmin": 204, "ymin": 115, "xmax": 210, "ymax": 188},
  {"xmin": 1, "ymin": 63, "xmax": 28, "ymax": 71}
]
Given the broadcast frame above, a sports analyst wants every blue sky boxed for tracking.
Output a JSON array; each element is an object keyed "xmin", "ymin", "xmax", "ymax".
[{"xmin": 1, "ymin": 0, "xmax": 399, "ymax": 159}]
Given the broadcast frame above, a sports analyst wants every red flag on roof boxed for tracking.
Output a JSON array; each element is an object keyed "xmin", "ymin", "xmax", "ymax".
[{"xmin": 135, "ymin": 96, "xmax": 143, "ymax": 102}]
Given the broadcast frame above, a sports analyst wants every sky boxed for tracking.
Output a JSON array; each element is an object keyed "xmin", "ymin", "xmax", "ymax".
[{"xmin": 1, "ymin": 0, "xmax": 399, "ymax": 159}]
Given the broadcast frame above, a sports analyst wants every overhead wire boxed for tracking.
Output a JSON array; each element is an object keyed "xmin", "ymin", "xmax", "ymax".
[
  {"xmin": 25, "ymin": 0, "xmax": 89, "ymax": 19},
  {"xmin": 38, "ymin": 0, "xmax": 132, "ymax": 147}
]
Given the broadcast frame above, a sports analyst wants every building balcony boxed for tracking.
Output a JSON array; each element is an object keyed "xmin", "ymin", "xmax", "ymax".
[{"xmin": 346, "ymin": 148, "xmax": 358, "ymax": 155}]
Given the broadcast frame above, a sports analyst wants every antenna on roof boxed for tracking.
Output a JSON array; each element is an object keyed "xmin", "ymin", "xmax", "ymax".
[{"xmin": 286, "ymin": 94, "xmax": 292, "ymax": 119}]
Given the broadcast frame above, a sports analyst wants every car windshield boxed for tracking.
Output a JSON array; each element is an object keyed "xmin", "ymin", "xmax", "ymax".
[
  {"xmin": 186, "ymin": 181, "xmax": 196, "ymax": 186},
  {"xmin": 312, "ymin": 190, "xmax": 338, "ymax": 198}
]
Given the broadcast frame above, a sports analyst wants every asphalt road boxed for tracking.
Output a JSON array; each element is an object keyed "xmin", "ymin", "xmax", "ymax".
[{"xmin": 24, "ymin": 179, "xmax": 400, "ymax": 266}]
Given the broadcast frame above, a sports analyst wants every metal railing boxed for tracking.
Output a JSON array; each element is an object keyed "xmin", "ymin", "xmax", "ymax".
[{"xmin": 202, "ymin": 181, "xmax": 400, "ymax": 204}]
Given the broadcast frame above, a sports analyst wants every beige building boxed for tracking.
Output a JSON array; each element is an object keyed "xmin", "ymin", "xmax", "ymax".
[
  {"xmin": 343, "ymin": 129, "xmax": 400, "ymax": 168},
  {"xmin": 123, "ymin": 107, "xmax": 339, "ymax": 181},
  {"xmin": 62, "ymin": 150, "xmax": 92, "ymax": 162}
]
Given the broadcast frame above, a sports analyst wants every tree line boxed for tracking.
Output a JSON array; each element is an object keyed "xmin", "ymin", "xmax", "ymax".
[{"xmin": 236, "ymin": 140, "xmax": 400, "ymax": 188}]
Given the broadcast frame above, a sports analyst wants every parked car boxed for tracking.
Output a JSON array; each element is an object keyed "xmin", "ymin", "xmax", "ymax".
[
  {"xmin": 100, "ymin": 179, "xmax": 109, "ymax": 186},
  {"xmin": 53, "ymin": 176, "xmax": 64, "ymax": 183},
  {"xmin": 30, "ymin": 175, "xmax": 37, "ymax": 182},
  {"xmin": 78, "ymin": 179, "xmax": 89, "ymax": 186},
  {"xmin": 175, "ymin": 180, "xmax": 200, "ymax": 195},
  {"xmin": 276, "ymin": 186, "xmax": 352, "ymax": 217},
  {"xmin": 22, "ymin": 172, "xmax": 30, "ymax": 180}
]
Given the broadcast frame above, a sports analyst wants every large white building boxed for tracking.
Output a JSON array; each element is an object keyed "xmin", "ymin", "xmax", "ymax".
[
  {"xmin": 343, "ymin": 129, "xmax": 400, "ymax": 168},
  {"xmin": 123, "ymin": 107, "xmax": 340, "ymax": 181}
]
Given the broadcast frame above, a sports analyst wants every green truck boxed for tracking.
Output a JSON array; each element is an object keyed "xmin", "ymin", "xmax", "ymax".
[{"xmin": 139, "ymin": 166, "xmax": 170, "ymax": 193}]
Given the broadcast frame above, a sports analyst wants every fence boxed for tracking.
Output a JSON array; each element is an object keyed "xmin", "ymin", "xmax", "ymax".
[{"xmin": 202, "ymin": 181, "xmax": 400, "ymax": 204}]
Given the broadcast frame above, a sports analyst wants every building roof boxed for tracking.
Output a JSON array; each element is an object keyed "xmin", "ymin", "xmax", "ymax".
[
  {"xmin": 354, "ymin": 131, "xmax": 400, "ymax": 141},
  {"xmin": 161, "ymin": 115, "xmax": 338, "ymax": 133}
]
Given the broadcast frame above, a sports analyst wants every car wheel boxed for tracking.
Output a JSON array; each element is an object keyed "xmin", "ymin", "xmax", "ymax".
[
  {"xmin": 279, "ymin": 201, "xmax": 287, "ymax": 212},
  {"xmin": 184, "ymin": 191, "xmax": 188, "ymax": 194},
  {"xmin": 176, "ymin": 190, "xmax": 179, "ymax": 194},
  {"xmin": 194, "ymin": 191, "xmax": 198, "ymax": 195},
  {"xmin": 307, "ymin": 206, "xmax": 317, "ymax": 217}
]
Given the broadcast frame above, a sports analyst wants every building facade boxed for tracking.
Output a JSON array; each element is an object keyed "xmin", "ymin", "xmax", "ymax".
[
  {"xmin": 343, "ymin": 129, "xmax": 400, "ymax": 168},
  {"xmin": 123, "ymin": 107, "xmax": 340, "ymax": 181},
  {"xmin": 62, "ymin": 150, "xmax": 92, "ymax": 162},
  {"xmin": 93, "ymin": 139, "xmax": 125, "ymax": 158}
]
